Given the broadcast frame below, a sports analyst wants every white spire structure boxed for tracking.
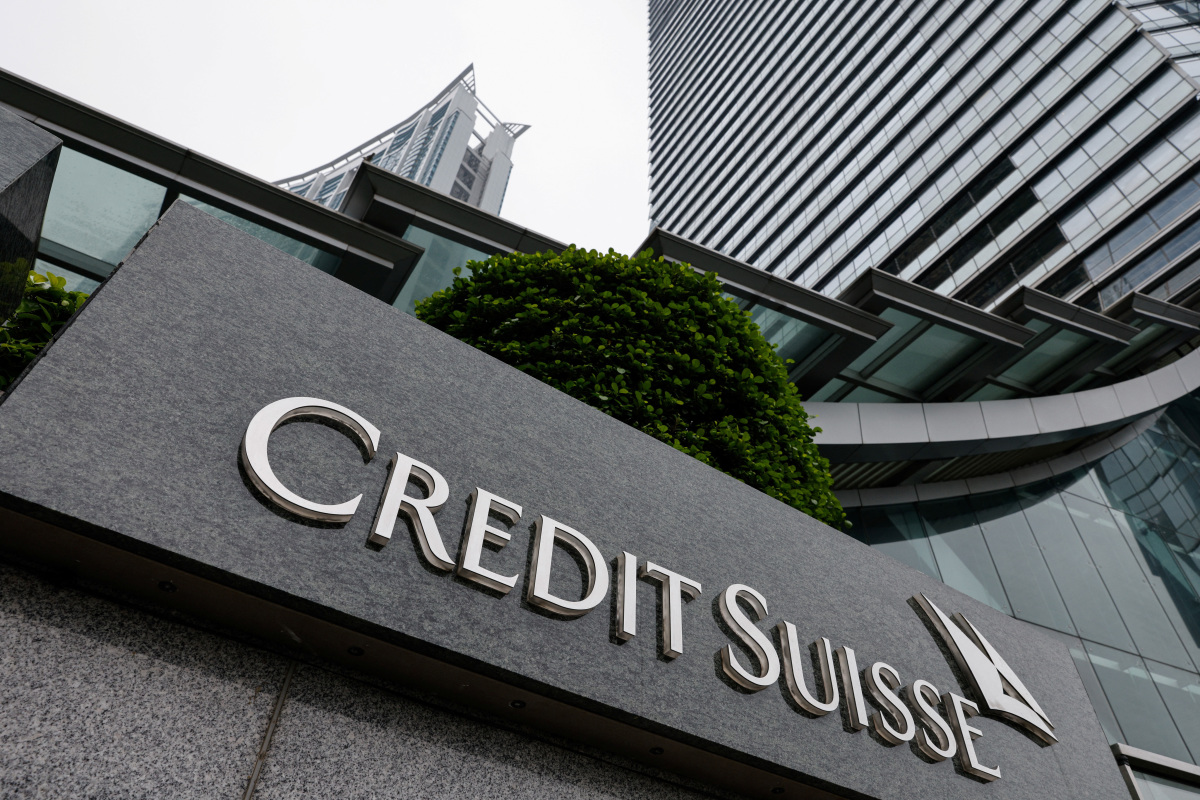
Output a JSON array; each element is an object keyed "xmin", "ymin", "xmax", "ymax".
[{"xmin": 276, "ymin": 65, "xmax": 528, "ymax": 215}]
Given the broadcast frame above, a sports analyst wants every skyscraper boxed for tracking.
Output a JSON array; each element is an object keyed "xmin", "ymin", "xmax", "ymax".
[
  {"xmin": 650, "ymin": 0, "xmax": 1200, "ymax": 311},
  {"xmin": 276, "ymin": 65, "xmax": 527, "ymax": 215},
  {"xmin": 647, "ymin": 0, "xmax": 1200, "ymax": 789}
]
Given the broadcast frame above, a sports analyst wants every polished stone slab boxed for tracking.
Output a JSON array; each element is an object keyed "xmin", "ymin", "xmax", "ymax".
[
  {"xmin": 0, "ymin": 561, "xmax": 283, "ymax": 799},
  {"xmin": 254, "ymin": 663, "xmax": 725, "ymax": 800}
]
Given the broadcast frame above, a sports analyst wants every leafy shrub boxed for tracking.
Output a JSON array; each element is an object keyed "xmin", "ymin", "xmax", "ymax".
[
  {"xmin": 415, "ymin": 247, "xmax": 845, "ymax": 528},
  {"xmin": 0, "ymin": 270, "xmax": 89, "ymax": 390}
]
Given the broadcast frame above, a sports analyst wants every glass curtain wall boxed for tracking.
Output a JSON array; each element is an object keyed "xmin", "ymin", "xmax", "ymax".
[
  {"xmin": 34, "ymin": 147, "xmax": 344, "ymax": 294},
  {"xmin": 848, "ymin": 393, "xmax": 1200, "ymax": 763}
]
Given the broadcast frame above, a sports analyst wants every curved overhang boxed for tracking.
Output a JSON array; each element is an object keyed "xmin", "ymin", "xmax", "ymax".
[
  {"xmin": 808, "ymin": 344, "xmax": 1200, "ymax": 463},
  {"xmin": 834, "ymin": 412, "xmax": 1163, "ymax": 509}
]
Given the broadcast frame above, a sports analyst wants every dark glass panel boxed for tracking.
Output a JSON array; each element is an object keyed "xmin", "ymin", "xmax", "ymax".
[
  {"xmin": 1146, "ymin": 658, "xmax": 1200, "ymax": 762},
  {"xmin": 1062, "ymin": 494, "xmax": 1193, "ymax": 670},
  {"xmin": 919, "ymin": 499, "xmax": 1011, "ymax": 613},
  {"xmin": 1134, "ymin": 770, "xmax": 1200, "ymax": 799},
  {"xmin": 40, "ymin": 148, "xmax": 166, "ymax": 267},
  {"xmin": 855, "ymin": 506, "xmax": 941, "ymax": 580},
  {"xmin": 1041, "ymin": 628, "xmax": 1123, "ymax": 744},
  {"xmin": 1020, "ymin": 493, "xmax": 1136, "ymax": 650},
  {"xmin": 969, "ymin": 492, "xmax": 1075, "ymax": 632},
  {"xmin": 182, "ymin": 198, "xmax": 341, "ymax": 274},
  {"xmin": 394, "ymin": 226, "xmax": 493, "ymax": 315},
  {"xmin": 1083, "ymin": 640, "xmax": 1191, "ymax": 761}
]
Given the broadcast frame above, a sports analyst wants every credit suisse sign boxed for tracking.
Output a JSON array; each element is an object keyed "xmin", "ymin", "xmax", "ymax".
[{"xmin": 242, "ymin": 396, "xmax": 1060, "ymax": 783}]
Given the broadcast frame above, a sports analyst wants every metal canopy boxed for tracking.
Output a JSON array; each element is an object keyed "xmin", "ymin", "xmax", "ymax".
[
  {"xmin": 984, "ymin": 286, "xmax": 1138, "ymax": 396},
  {"xmin": 638, "ymin": 229, "xmax": 892, "ymax": 397},
  {"xmin": 820, "ymin": 269, "xmax": 1035, "ymax": 403},
  {"xmin": 344, "ymin": 163, "xmax": 564, "ymax": 255}
]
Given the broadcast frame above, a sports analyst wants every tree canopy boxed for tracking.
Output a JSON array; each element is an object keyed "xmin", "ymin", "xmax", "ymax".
[{"xmin": 415, "ymin": 246, "xmax": 845, "ymax": 528}]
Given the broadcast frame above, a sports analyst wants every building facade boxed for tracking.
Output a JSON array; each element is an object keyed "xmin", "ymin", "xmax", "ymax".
[
  {"xmin": 275, "ymin": 65, "xmax": 527, "ymax": 215},
  {"xmin": 2, "ymin": 1, "xmax": 1199, "ymax": 791},
  {"xmin": 647, "ymin": 0, "xmax": 1200, "ymax": 796}
]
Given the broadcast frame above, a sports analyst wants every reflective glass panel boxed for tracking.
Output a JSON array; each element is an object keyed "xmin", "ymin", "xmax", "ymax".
[
  {"xmin": 1020, "ymin": 493, "xmax": 1136, "ymax": 650},
  {"xmin": 846, "ymin": 308, "xmax": 922, "ymax": 373},
  {"xmin": 1044, "ymin": 629, "xmax": 1124, "ymax": 744},
  {"xmin": 854, "ymin": 506, "xmax": 941, "ymax": 579},
  {"xmin": 920, "ymin": 499, "xmax": 1011, "ymax": 613},
  {"xmin": 40, "ymin": 148, "xmax": 166, "ymax": 267},
  {"xmin": 182, "ymin": 198, "xmax": 341, "ymax": 274},
  {"xmin": 1148, "ymin": 658, "xmax": 1200, "ymax": 761},
  {"xmin": 841, "ymin": 385, "xmax": 900, "ymax": 402},
  {"xmin": 871, "ymin": 324, "xmax": 981, "ymax": 394},
  {"xmin": 1111, "ymin": 510, "xmax": 1200, "ymax": 671},
  {"xmin": 1000, "ymin": 328, "xmax": 1093, "ymax": 387},
  {"xmin": 1063, "ymin": 494, "xmax": 1193, "ymax": 669},
  {"xmin": 970, "ymin": 492, "xmax": 1075, "ymax": 632},
  {"xmin": 733, "ymin": 300, "xmax": 834, "ymax": 367},
  {"xmin": 1136, "ymin": 770, "xmax": 1200, "ymax": 799},
  {"xmin": 393, "ymin": 226, "xmax": 493, "ymax": 316},
  {"xmin": 1084, "ymin": 640, "xmax": 1191, "ymax": 761}
]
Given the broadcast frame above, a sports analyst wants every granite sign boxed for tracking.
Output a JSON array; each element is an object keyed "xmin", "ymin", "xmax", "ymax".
[
  {"xmin": 242, "ymin": 394, "xmax": 1059, "ymax": 783},
  {"xmin": 0, "ymin": 205, "xmax": 1127, "ymax": 799}
]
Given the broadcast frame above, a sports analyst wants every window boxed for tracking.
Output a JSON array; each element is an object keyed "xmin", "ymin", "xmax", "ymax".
[{"xmin": 314, "ymin": 174, "xmax": 343, "ymax": 207}]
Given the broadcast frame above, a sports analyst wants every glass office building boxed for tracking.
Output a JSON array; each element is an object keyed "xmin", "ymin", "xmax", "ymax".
[
  {"xmin": 275, "ymin": 66, "xmax": 528, "ymax": 215},
  {"xmin": 648, "ymin": 0, "xmax": 1200, "ymax": 794}
]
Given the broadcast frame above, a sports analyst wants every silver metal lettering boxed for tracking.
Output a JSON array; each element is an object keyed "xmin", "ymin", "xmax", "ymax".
[
  {"xmin": 904, "ymin": 679, "xmax": 956, "ymax": 762},
  {"xmin": 718, "ymin": 585, "xmax": 779, "ymax": 691},
  {"xmin": 527, "ymin": 516, "xmax": 610, "ymax": 617},
  {"xmin": 639, "ymin": 562, "xmax": 701, "ymax": 659},
  {"xmin": 240, "ymin": 397, "xmax": 380, "ymax": 523},
  {"xmin": 866, "ymin": 662, "xmax": 915, "ymax": 744},
  {"xmin": 835, "ymin": 645, "xmax": 869, "ymax": 731},
  {"xmin": 615, "ymin": 551, "xmax": 638, "ymax": 641},
  {"xmin": 777, "ymin": 625, "xmax": 839, "ymax": 715},
  {"xmin": 369, "ymin": 452, "xmax": 455, "ymax": 570},
  {"xmin": 946, "ymin": 692, "xmax": 1001, "ymax": 782},
  {"xmin": 457, "ymin": 488, "xmax": 523, "ymax": 593}
]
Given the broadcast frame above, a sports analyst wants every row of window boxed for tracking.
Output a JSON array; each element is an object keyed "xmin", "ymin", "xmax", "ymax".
[
  {"xmin": 745, "ymin": 0, "xmax": 1094, "ymax": 275},
  {"xmin": 36, "ymin": 147, "xmax": 341, "ymax": 290},
  {"xmin": 1022, "ymin": 105, "xmax": 1200, "ymax": 308},
  {"xmin": 654, "ymin": 0, "xmax": 974, "ymax": 242},
  {"xmin": 796, "ymin": 1, "xmax": 1131, "ymax": 296},
  {"xmin": 705, "ymin": 0, "xmax": 1058, "ymax": 269}
]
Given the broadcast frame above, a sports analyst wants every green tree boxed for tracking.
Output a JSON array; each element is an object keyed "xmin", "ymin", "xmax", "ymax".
[
  {"xmin": 0, "ymin": 270, "xmax": 90, "ymax": 391},
  {"xmin": 416, "ymin": 246, "xmax": 845, "ymax": 529}
]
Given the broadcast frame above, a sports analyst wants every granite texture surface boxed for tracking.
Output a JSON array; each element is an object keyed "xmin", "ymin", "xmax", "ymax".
[
  {"xmin": 0, "ymin": 204, "xmax": 1130, "ymax": 799},
  {"xmin": 0, "ymin": 561, "xmax": 284, "ymax": 799},
  {"xmin": 253, "ymin": 663, "xmax": 723, "ymax": 800}
]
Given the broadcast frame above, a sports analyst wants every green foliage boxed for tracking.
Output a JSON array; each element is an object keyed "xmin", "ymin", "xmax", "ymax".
[
  {"xmin": 0, "ymin": 270, "xmax": 90, "ymax": 391},
  {"xmin": 415, "ymin": 246, "xmax": 846, "ymax": 528}
]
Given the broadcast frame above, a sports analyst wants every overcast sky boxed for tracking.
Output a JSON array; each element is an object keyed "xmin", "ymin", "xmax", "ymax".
[{"xmin": 2, "ymin": 0, "xmax": 651, "ymax": 253}]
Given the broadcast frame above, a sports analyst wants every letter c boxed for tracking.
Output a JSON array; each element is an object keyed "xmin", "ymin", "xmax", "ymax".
[{"xmin": 240, "ymin": 397, "xmax": 381, "ymax": 522}]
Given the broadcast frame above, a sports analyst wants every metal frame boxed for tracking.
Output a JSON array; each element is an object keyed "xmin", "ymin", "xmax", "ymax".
[
  {"xmin": 0, "ymin": 66, "xmax": 424, "ymax": 301},
  {"xmin": 837, "ymin": 268, "xmax": 1035, "ymax": 402},
  {"xmin": 1115, "ymin": 742, "xmax": 1200, "ymax": 799}
]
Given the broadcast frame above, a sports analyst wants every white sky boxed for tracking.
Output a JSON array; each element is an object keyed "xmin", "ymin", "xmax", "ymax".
[{"xmin": 2, "ymin": 0, "xmax": 651, "ymax": 254}]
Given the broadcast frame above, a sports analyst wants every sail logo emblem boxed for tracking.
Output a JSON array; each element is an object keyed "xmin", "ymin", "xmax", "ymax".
[{"xmin": 914, "ymin": 594, "xmax": 1056, "ymax": 745}]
